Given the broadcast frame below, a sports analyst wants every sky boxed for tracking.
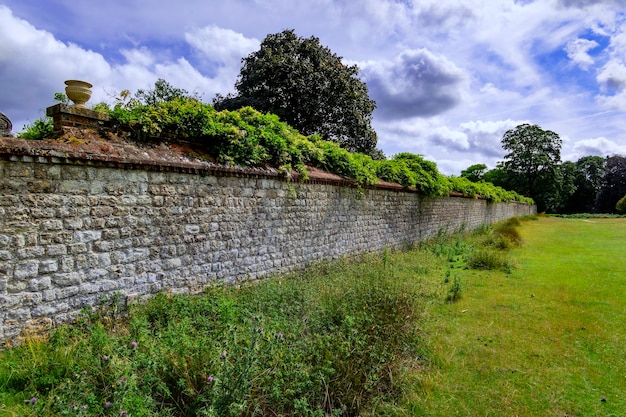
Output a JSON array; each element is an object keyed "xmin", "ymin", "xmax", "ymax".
[{"xmin": 1, "ymin": 0, "xmax": 626, "ymax": 174}]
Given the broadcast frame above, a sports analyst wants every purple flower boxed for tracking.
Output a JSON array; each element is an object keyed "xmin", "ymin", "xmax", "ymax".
[
  {"xmin": 102, "ymin": 355, "xmax": 109, "ymax": 361},
  {"xmin": 131, "ymin": 341, "xmax": 138, "ymax": 348},
  {"xmin": 277, "ymin": 333, "xmax": 284, "ymax": 339},
  {"xmin": 207, "ymin": 375, "xmax": 214, "ymax": 382},
  {"xmin": 220, "ymin": 352, "xmax": 227, "ymax": 359},
  {"xmin": 105, "ymin": 401, "xmax": 112, "ymax": 409},
  {"xmin": 28, "ymin": 397, "xmax": 37, "ymax": 404},
  {"xmin": 82, "ymin": 370, "xmax": 88, "ymax": 375},
  {"xmin": 81, "ymin": 405, "xmax": 87, "ymax": 410},
  {"xmin": 120, "ymin": 411, "xmax": 128, "ymax": 416}
]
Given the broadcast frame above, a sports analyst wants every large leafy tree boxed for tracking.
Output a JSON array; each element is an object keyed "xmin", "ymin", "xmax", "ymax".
[
  {"xmin": 214, "ymin": 30, "xmax": 378, "ymax": 155},
  {"xmin": 595, "ymin": 155, "xmax": 626, "ymax": 213},
  {"xmin": 550, "ymin": 161, "xmax": 577, "ymax": 213},
  {"xmin": 482, "ymin": 163, "xmax": 511, "ymax": 188},
  {"xmin": 501, "ymin": 123, "xmax": 562, "ymax": 212},
  {"xmin": 134, "ymin": 78, "xmax": 199, "ymax": 106},
  {"xmin": 561, "ymin": 155, "xmax": 606, "ymax": 213}
]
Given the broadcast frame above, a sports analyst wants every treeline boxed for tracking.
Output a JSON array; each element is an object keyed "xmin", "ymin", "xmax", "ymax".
[
  {"xmin": 481, "ymin": 154, "xmax": 626, "ymax": 214},
  {"xmin": 461, "ymin": 124, "xmax": 626, "ymax": 214}
]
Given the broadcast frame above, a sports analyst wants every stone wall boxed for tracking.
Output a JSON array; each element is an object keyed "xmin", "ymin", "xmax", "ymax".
[{"xmin": 0, "ymin": 143, "xmax": 535, "ymax": 345}]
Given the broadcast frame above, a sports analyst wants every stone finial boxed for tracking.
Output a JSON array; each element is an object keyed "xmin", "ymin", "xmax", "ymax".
[{"xmin": 0, "ymin": 112, "xmax": 12, "ymax": 137}]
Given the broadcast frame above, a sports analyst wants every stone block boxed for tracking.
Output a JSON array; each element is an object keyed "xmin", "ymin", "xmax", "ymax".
[
  {"xmin": 39, "ymin": 259, "xmax": 59, "ymax": 273},
  {"xmin": 29, "ymin": 276, "xmax": 52, "ymax": 291},
  {"xmin": 73, "ymin": 230, "xmax": 102, "ymax": 243},
  {"xmin": 14, "ymin": 260, "xmax": 39, "ymax": 280},
  {"xmin": 17, "ymin": 246, "xmax": 45, "ymax": 259},
  {"xmin": 53, "ymin": 272, "xmax": 82, "ymax": 287}
]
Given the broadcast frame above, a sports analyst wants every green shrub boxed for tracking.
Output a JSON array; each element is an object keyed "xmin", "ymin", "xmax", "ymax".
[
  {"xmin": 17, "ymin": 118, "xmax": 54, "ymax": 140},
  {"xmin": 616, "ymin": 194, "xmax": 626, "ymax": 214},
  {"xmin": 467, "ymin": 248, "xmax": 512, "ymax": 271}
]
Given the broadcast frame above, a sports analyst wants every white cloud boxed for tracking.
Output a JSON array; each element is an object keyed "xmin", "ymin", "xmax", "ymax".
[
  {"xmin": 185, "ymin": 26, "xmax": 259, "ymax": 65},
  {"xmin": 0, "ymin": 6, "xmax": 112, "ymax": 126},
  {"xmin": 459, "ymin": 119, "xmax": 527, "ymax": 157},
  {"xmin": 431, "ymin": 126, "xmax": 470, "ymax": 151},
  {"xmin": 362, "ymin": 49, "xmax": 469, "ymax": 120},
  {"xmin": 120, "ymin": 47, "xmax": 155, "ymax": 68},
  {"xmin": 596, "ymin": 60, "xmax": 626, "ymax": 110},
  {"xmin": 565, "ymin": 38, "xmax": 599, "ymax": 69},
  {"xmin": 572, "ymin": 136, "xmax": 626, "ymax": 156}
]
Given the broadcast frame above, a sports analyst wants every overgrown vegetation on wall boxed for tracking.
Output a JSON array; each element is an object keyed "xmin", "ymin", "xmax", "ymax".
[
  {"xmin": 19, "ymin": 83, "xmax": 533, "ymax": 203},
  {"xmin": 112, "ymin": 85, "xmax": 535, "ymax": 202}
]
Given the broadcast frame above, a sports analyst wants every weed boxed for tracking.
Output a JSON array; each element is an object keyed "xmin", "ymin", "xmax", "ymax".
[
  {"xmin": 466, "ymin": 248, "xmax": 512, "ymax": 271},
  {"xmin": 445, "ymin": 275, "xmax": 463, "ymax": 303}
]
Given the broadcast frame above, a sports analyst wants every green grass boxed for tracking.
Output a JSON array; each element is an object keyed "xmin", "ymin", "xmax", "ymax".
[
  {"xmin": 1, "ymin": 217, "xmax": 624, "ymax": 416},
  {"xmin": 409, "ymin": 217, "xmax": 626, "ymax": 416}
]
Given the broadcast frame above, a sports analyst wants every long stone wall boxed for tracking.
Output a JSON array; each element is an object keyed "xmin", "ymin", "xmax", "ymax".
[{"xmin": 0, "ymin": 141, "xmax": 534, "ymax": 345}]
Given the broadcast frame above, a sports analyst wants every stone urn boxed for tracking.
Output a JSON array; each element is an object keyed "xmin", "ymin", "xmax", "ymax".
[{"xmin": 64, "ymin": 80, "xmax": 93, "ymax": 108}]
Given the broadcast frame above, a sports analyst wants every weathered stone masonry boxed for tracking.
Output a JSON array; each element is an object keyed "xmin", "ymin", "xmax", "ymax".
[{"xmin": 0, "ymin": 142, "xmax": 535, "ymax": 345}]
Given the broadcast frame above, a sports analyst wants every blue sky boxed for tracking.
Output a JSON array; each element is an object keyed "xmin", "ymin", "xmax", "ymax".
[{"xmin": 1, "ymin": 0, "xmax": 626, "ymax": 174}]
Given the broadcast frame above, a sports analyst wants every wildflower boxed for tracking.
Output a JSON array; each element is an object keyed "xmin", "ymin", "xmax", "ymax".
[
  {"xmin": 221, "ymin": 352, "xmax": 227, "ymax": 359},
  {"xmin": 26, "ymin": 397, "xmax": 37, "ymax": 404},
  {"xmin": 105, "ymin": 401, "xmax": 112, "ymax": 409},
  {"xmin": 277, "ymin": 332, "xmax": 284, "ymax": 339},
  {"xmin": 257, "ymin": 327, "xmax": 264, "ymax": 333},
  {"xmin": 131, "ymin": 341, "xmax": 138, "ymax": 348},
  {"xmin": 121, "ymin": 411, "xmax": 128, "ymax": 416},
  {"xmin": 82, "ymin": 370, "xmax": 88, "ymax": 375},
  {"xmin": 81, "ymin": 405, "xmax": 87, "ymax": 410},
  {"xmin": 102, "ymin": 355, "xmax": 109, "ymax": 361},
  {"xmin": 207, "ymin": 375, "xmax": 214, "ymax": 382}
]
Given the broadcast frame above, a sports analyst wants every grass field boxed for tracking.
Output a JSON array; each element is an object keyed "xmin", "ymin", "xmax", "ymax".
[
  {"xmin": 1, "ymin": 217, "xmax": 624, "ymax": 416},
  {"xmin": 410, "ymin": 217, "xmax": 626, "ymax": 416}
]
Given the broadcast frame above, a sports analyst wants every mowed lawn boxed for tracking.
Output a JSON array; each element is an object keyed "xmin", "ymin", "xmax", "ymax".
[{"xmin": 410, "ymin": 217, "xmax": 626, "ymax": 416}]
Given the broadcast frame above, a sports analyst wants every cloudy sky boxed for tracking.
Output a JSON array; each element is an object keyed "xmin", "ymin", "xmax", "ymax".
[{"xmin": 2, "ymin": 0, "xmax": 626, "ymax": 174}]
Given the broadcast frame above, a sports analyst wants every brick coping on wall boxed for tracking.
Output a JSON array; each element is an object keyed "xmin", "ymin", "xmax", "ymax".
[{"xmin": 0, "ymin": 136, "xmax": 429, "ymax": 194}]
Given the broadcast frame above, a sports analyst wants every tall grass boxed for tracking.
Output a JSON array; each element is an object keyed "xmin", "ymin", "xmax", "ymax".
[{"xmin": 0, "ymin": 250, "xmax": 446, "ymax": 416}]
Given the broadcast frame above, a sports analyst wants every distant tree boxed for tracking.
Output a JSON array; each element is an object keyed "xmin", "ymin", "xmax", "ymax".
[
  {"xmin": 501, "ymin": 123, "xmax": 562, "ymax": 212},
  {"xmin": 550, "ymin": 161, "xmax": 577, "ymax": 213},
  {"xmin": 561, "ymin": 155, "xmax": 606, "ymax": 213},
  {"xmin": 136, "ymin": 78, "xmax": 197, "ymax": 105},
  {"xmin": 595, "ymin": 155, "xmax": 626, "ymax": 213},
  {"xmin": 214, "ymin": 29, "xmax": 378, "ymax": 155},
  {"xmin": 461, "ymin": 163, "xmax": 488, "ymax": 182},
  {"xmin": 482, "ymin": 163, "xmax": 511, "ymax": 188}
]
